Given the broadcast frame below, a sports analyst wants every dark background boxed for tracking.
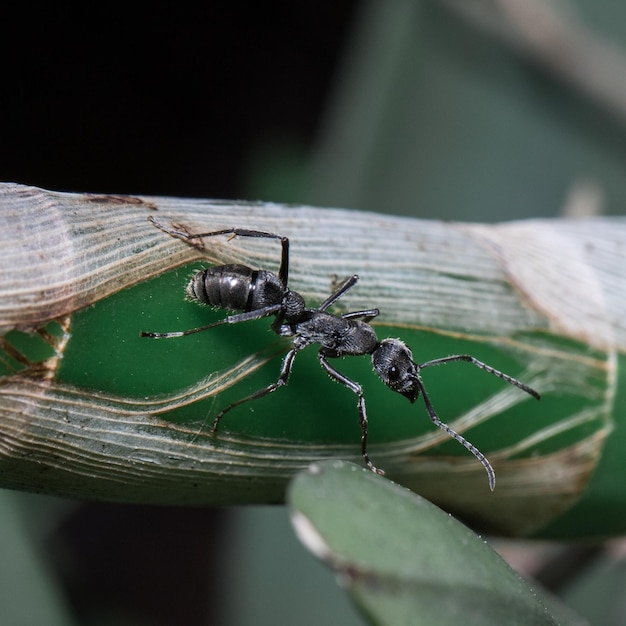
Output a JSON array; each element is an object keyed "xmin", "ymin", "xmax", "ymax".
[
  {"xmin": 2, "ymin": 5, "xmax": 355, "ymax": 199},
  {"xmin": 1, "ymin": 5, "xmax": 358, "ymax": 625},
  {"xmin": 4, "ymin": 3, "xmax": 626, "ymax": 624}
]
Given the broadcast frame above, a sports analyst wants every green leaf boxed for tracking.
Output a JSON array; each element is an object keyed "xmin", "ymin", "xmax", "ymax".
[
  {"xmin": 287, "ymin": 461, "xmax": 586, "ymax": 626},
  {"xmin": 0, "ymin": 184, "xmax": 621, "ymax": 536}
]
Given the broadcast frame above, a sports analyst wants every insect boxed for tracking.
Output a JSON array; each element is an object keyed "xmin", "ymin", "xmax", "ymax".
[{"xmin": 141, "ymin": 218, "xmax": 540, "ymax": 490}]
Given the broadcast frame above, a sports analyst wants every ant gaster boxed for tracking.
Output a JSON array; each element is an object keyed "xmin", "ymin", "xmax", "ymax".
[{"xmin": 141, "ymin": 218, "xmax": 540, "ymax": 490}]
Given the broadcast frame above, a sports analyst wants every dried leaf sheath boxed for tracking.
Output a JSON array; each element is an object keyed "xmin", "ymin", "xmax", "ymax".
[
  {"xmin": 0, "ymin": 183, "xmax": 622, "ymax": 535},
  {"xmin": 2, "ymin": 184, "xmax": 624, "ymax": 346}
]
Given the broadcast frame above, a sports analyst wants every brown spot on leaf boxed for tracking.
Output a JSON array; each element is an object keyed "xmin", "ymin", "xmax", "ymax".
[{"xmin": 85, "ymin": 193, "xmax": 158, "ymax": 210}]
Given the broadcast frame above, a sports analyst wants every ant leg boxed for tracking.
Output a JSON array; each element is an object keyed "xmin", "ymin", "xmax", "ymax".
[
  {"xmin": 140, "ymin": 304, "xmax": 283, "ymax": 338},
  {"xmin": 415, "ymin": 377, "xmax": 496, "ymax": 491},
  {"xmin": 148, "ymin": 217, "xmax": 290, "ymax": 287},
  {"xmin": 318, "ymin": 276, "xmax": 379, "ymax": 322},
  {"xmin": 340, "ymin": 308, "xmax": 379, "ymax": 323},
  {"xmin": 318, "ymin": 351, "xmax": 385, "ymax": 476},
  {"xmin": 318, "ymin": 275, "xmax": 359, "ymax": 311},
  {"xmin": 211, "ymin": 347, "xmax": 299, "ymax": 432},
  {"xmin": 418, "ymin": 355, "xmax": 540, "ymax": 400}
]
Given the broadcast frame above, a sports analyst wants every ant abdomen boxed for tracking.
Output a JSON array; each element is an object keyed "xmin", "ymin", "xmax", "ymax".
[{"xmin": 186, "ymin": 264, "xmax": 284, "ymax": 313}]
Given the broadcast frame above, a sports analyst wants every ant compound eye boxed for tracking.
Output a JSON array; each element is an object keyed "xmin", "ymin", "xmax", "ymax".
[{"xmin": 388, "ymin": 365, "xmax": 400, "ymax": 382}]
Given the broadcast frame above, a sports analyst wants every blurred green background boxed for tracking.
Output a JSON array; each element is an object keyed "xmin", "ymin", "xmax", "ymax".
[{"xmin": 2, "ymin": 1, "xmax": 626, "ymax": 624}]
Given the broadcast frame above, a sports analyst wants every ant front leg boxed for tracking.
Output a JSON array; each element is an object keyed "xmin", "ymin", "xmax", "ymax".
[
  {"xmin": 318, "ymin": 350, "xmax": 384, "ymax": 476},
  {"xmin": 148, "ymin": 217, "xmax": 291, "ymax": 287}
]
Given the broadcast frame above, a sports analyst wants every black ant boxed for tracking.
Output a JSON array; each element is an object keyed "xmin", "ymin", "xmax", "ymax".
[{"xmin": 141, "ymin": 218, "xmax": 540, "ymax": 490}]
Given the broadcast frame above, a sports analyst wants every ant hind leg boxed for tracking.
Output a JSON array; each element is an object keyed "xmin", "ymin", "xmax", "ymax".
[{"xmin": 148, "ymin": 216, "xmax": 291, "ymax": 287}]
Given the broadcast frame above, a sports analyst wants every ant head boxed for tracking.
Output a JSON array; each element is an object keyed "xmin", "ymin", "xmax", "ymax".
[{"xmin": 372, "ymin": 339, "xmax": 420, "ymax": 402}]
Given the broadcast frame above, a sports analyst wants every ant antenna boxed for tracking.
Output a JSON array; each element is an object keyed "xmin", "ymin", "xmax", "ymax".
[{"xmin": 416, "ymin": 377, "xmax": 496, "ymax": 490}]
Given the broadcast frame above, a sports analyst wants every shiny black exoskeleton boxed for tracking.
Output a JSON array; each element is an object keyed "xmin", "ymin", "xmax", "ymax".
[
  {"xmin": 187, "ymin": 263, "xmax": 306, "ymax": 331},
  {"xmin": 142, "ymin": 218, "xmax": 540, "ymax": 490}
]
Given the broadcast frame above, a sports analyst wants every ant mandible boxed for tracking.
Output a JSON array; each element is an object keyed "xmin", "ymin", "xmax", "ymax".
[{"xmin": 141, "ymin": 217, "xmax": 540, "ymax": 490}]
